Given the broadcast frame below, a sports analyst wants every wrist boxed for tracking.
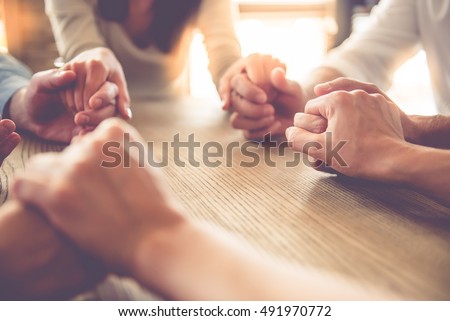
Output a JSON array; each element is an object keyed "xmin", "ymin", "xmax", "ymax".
[
  {"xmin": 383, "ymin": 141, "xmax": 427, "ymax": 186},
  {"xmin": 7, "ymin": 87, "xmax": 32, "ymax": 131},
  {"xmin": 128, "ymin": 210, "xmax": 191, "ymax": 295},
  {"xmin": 402, "ymin": 115, "xmax": 424, "ymax": 145}
]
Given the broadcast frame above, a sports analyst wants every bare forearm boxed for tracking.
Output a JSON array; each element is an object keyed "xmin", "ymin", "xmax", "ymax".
[
  {"xmin": 409, "ymin": 115, "xmax": 450, "ymax": 149},
  {"xmin": 303, "ymin": 67, "xmax": 345, "ymax": 102},
  {"xmin": 132, "ymin": 219, "xmax": 385, "ymax": 300},
  {"xmin": 390, "ymin": 144, "xmax": 450, "ymax": 206},
  {"xmin": 0, "ymin": 201, "xmax": 104, "ymax": 300}
]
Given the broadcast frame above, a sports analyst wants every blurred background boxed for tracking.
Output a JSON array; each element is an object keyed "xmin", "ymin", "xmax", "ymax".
[{"xmin": 0, "ymin": 0, "xmax": 435, "ymax": 115}]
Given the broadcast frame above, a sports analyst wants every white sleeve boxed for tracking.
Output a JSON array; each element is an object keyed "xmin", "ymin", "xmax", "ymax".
[
  {"xmin": 197, "ymin": 0, "xmax": 242, "ymax": 88},
  {"xmin": 323, "ymin": 0, "xmax": 421, "ymax": 90},
  {"xmin": 45, "ymin": 0, "xmax": 106, "ymax": 60}
]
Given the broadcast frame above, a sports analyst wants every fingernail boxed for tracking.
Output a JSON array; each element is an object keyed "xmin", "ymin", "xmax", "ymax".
[
  {"xmin": 0, "ymin": 120, "xmax": 15, "ymax": 133},
  {"xmin": 126, "ymin": 107, "xmax": 133, "ymax": 119},
  {"xmin": 221, "ymin": 99, "xmax": 228, "ymax": 111},
  {"xmin": 317, "ymin": 82, "xmax": 332, "ymax": 91}
]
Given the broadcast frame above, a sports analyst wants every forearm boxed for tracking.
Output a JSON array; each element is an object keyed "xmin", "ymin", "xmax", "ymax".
[
  {"xmin": 45, "ymin": 0, "xmax": 106, "ymax": 60},
  {"xmin": 5, "ymin": 87, "xmax": 32, "ymax": 132},
  {"xmin": 199, "ymin": 0, "xmax": 242, "ymax": 88},
  {"xmin": 131, "ymin": 217, "xmax": 384, "ymax": 300},
  {"xmin": 408, "ymin": 115, "xmax": 450, "ymax": 149},
  {"xmin": 303, "ymin": 67, "xmax": 345, "ymax": 102},
  {"xmin": 0, "ymin": 201, "xmax": 104, "ymax": 300},
  {"xmin": 390, "ymin": 144, "xmax": 450, "ymax": 206},
  {"xmin": 0, "ymin": 54, "xmax": 31, "ymax": 117}
]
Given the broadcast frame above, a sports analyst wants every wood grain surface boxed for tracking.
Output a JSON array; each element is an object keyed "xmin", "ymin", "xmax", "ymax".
[{"xmin": 2, "ymin": 97, "xmax": 450, "ymax": 300}]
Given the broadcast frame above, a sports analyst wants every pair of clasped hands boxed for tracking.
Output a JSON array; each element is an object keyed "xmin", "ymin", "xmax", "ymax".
[
  {"xmin": 219, "ymin": 54, "xmax": 409, "ymax": 179},
  {"xmin": 0, "ymin": 48, "xmax": 131, "ymax": 166}
]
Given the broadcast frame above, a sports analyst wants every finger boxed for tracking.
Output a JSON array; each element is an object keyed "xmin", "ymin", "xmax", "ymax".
[
  {"xmin": 293, "ymin": 113, "xmax": 328, "ymax": 134},
  {"xmin": 63, "ymin": 89, "xmax": 77, "ymax": 114},
  {"xmin": 270, "ymin": 67, "xmax": 301, "ymax": 97},
  {"xmin": 219, "ymin": 58, "xmax": 246, "ymax": 110},
  {"xmin": 230, "ymin": 92, "xmax": 274, "ymax": 118},
  {"xmin": 91, "ymin": 118, "xmax": 142, "ymax": 145},
  {"xmin": 245, "ymin": 54, "xmax": 286, "ymax": 85},
  {"xmin": 314, "ymin": 160, "xmax": 340, "ymax": 174},
  {"xmin": 230, "ymin": 112, "xmax": 275, "ymax": 131},
  {"xmin": 83, "ymin": 61, "xmax": 109, "ymax": 110},
  {"xmin": 31, "ymin": 69, "xmax": 77, "ymax": 93},
  {"xmin": 230, "ymin": 73, "xmax": 267, "ymax": 104},
  {"xmin": 71, "ymin": 63, "xmax": 87, "ymax": 111},
  {"xmin": 219, "ymin": 72, "xmax": 234, "ymax": 111},
  {"xmin": 315, "ymin": 77, "xmax": 391, "ymax": 101},
  {"xmin": 13, "ymin": 175, "xmax": 48, "ymax": 206},
  {"xmin": 0, "ymin": 132, "xmax": 20, "ymax": 164},
  {"xmin": 88, "ymin": 82, "xmax": 119, "ymax": 109},
  {"xmin": 13, "ymin": 173, "xmax": 63, "ymax": 224},
  {"xmin": 285, "ymin": 126, "xmax": 325, "ymax": 160},
  {"xmin": 78, "ymin": 127, "xmax": 96, "ymax": 136},
  {"xmin": 304, "ymin": 93, "xmax": 346, "ymax": 119},
  {"xmin": 74, "ymin": 105, "xmax": 116, "ymax": 127},
  {"xmin": 71, "ymin": 126, "xmax": 96, "ymax": 143},
  {"xmin": 0, "ymin": 119, "xmax": 16, "ymax": 143},
  {"xmin": 59, "ymin": 90, "xmax": 68, "ymax": 110},
  {"xmin": 244, "ymin": 121, "xmax": 282, "ymax": 141},
  {"xmin": 110, "ymin": 73, "xmax": 132, "ymax": 120},
  {"xmin": 13, "ymin": 152, "xmax": 60, "ymax": 189}
]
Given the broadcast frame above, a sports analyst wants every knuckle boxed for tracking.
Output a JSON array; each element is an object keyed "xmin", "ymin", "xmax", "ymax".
[
  {"xmin": 72, "ymin": 61, "xmax": 85, "ymax": 71},
  {"xmin": 367, "ymin": 83, "xmax": 379, "ymax": 93},
  {"xmin": 87, "ymin": 59, "xmax": 106, "ymax": 72},
  {"xmin": 97, "ymin": 47, "xmax": 112, "ymax": 57},
  {"xmin": 100, "ymin": 118, "xmax": 127, "ymax": 138},
  {"xmin": 351, "ymin": 89, "xmax": 368, "ymax": 99},
  {"xmin": 314, "ymin": 119, "xmax": 328, "ymax": 133},
  {"xmin": 371, "ymin": 93, "xmax": 385, "ymax": 102},
  {"xmin": 335, "ymin": 77, "xmax": 348, "ymax": 85},
  {"xmin": 67, "ymin": 157, "xmax": 91, "ymax": 177},
  {"xmin": 49, "ymin": 179, "xmax": 75, "ymax": 205},
  {"xmin": 331, "ymin": 91, "xmax": 351, "ymax": 104}
]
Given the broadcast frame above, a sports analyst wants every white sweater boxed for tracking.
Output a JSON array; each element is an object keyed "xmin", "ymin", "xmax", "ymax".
[
  {"xmin": 45, "ymin": 0, "xmax": 241, "ymax": 100},
  {"xmin": 323, "ymin": 0, "xmax": 450, "ymax": 114}
]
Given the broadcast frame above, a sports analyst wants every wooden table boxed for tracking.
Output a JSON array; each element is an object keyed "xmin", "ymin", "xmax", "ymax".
[{"xmin": 2, "ymin": 97, "xmax": 450, "ymax": 300}]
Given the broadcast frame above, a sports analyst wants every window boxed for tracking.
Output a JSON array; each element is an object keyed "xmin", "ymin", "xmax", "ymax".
[{"xmin": 190, "ymin": 0, "xmax": 335, "ymax": 100}]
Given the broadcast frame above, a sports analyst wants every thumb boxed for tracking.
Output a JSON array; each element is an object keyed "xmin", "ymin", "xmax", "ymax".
[
  {"xmin": 13, "ymin": 174, "xmax": 50, "ymax": 212},
  {"xmin": 218, "ymin": 76, "xmax": 232, "ymax": 111},
  {"xmin": 285, "ymin": 126, "xmax": 325, "ymax": 160},
  {"xmin": 33, "ymin": 69, "xmax": 77, "ymax": 93},
  {"xmin": 219, "ymin": 58, "xmax": 246, "ymax": 111},
  {"xmin": 110, "ymin": 73, "xmax": 132, "ymax": 120},
  {"xmin": 270, "ymin": 67, "xmax": 299, "ymax": 96}
]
